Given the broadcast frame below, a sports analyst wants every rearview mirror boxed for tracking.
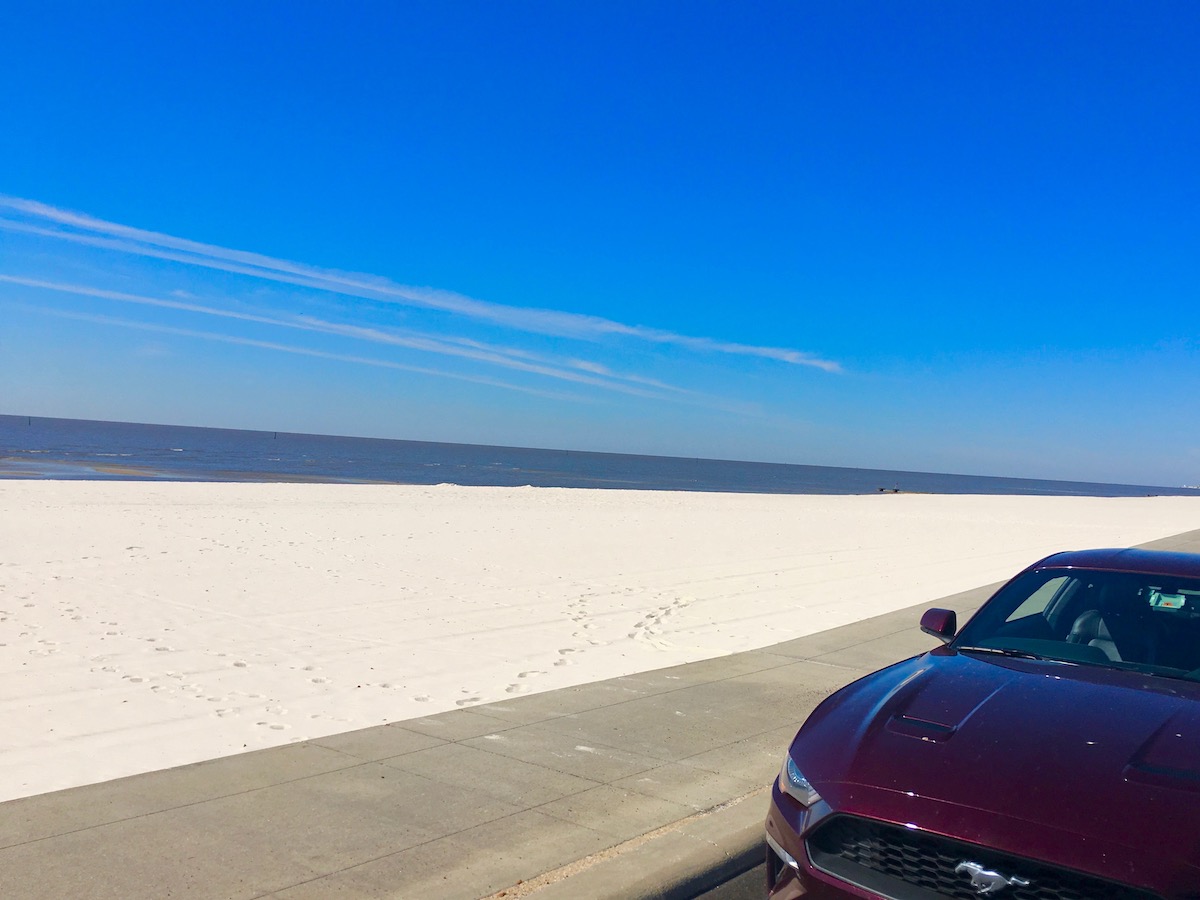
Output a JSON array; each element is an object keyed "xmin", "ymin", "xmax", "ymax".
[{"xmin": 920, "ymin": 608, "xmax": 957, "ymax": 643}]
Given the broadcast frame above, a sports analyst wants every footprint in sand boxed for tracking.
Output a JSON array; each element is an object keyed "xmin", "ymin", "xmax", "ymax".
[
  {"xmin": 554, "ymin": 648, "xmax": 578, "ymax": 667},
  {"xmin": 455, "ymin": 696, "xmax": 482, "ymax": 706},
  {"xmin": 413, "ymin": 695, "xmax": 431, "ymax": 703}
]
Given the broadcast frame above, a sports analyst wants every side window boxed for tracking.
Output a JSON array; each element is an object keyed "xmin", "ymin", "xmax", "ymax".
[{"xmin": 1005, "ymin": 576, "xmax": 1069, "ymax": 623}]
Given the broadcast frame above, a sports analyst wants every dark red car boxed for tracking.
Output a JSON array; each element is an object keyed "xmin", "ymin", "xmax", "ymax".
[{"xmin": 765, "ymin": 548, "xmax": 1200, "ymax": 899}]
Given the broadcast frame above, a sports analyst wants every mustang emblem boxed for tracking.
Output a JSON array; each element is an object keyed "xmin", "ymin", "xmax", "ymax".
[{"xmin": 955, "ymin": 861, "xmax": 1032, "ymax": 894}]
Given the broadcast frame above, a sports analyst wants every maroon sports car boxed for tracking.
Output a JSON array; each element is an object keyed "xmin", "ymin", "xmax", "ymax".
[{"xmin": 765, "ymin": 547, "xmax": 1200, "ymax": 899}]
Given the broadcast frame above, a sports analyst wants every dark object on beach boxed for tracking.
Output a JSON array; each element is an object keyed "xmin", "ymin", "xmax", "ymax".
[{"xmin": 765, "ymin": 547, "xmax": 1200, "ymax": 899}]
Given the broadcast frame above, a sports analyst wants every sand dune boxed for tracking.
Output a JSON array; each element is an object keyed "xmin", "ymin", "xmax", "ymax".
[{"xmin": 1, "ymin": 481, "xmax": 1196, "ymax": 802}]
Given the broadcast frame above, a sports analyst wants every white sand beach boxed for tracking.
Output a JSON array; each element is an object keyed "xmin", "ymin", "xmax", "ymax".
[{"xmin": 1, "ymin": 481, "xmax": 1197, "ymax": 802}]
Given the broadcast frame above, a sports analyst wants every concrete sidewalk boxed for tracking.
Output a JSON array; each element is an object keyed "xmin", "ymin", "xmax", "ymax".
[{"xmin": 4, "ymin": 529, "xmax": 1198, "ymax": 900}]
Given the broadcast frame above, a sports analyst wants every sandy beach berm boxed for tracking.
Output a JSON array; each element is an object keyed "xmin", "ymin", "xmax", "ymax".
[{"xmin": 2, "ymin": 480, "xmax": 1196, "ymax": 803}]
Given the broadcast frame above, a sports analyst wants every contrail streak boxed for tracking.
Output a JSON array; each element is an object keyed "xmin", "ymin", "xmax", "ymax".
[
  {"xmin": 0, "ymin": 275, "xmax": 694, "ymax": 402},
  {"xmin": 0, "ymin": 196, "xmax": 841, "ymax": 372},
  {"xmin": 11, "ymin": 303, "xmax": 588, "ymax": 403}
]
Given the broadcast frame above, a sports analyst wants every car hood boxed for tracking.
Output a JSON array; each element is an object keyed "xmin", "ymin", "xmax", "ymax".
[{"xmin": 792, "ymin": 649, "xmax": 1200, "ymax": 881}]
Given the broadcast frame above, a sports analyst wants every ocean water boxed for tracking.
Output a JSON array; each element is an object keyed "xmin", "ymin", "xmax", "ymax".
[{"xmin": 1, "ymin": 414, "xmax": 1196, "ymax": 497}]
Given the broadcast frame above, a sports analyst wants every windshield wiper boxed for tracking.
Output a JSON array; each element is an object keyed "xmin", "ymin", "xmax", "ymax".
[{"xmin": 955, "ymin": 645, "xmax": 1048, "ymax": 661}]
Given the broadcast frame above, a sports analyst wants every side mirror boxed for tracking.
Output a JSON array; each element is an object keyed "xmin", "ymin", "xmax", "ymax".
[{"xmin": 920, "ymin": 608, "xmax": 957, "ymax": 643}]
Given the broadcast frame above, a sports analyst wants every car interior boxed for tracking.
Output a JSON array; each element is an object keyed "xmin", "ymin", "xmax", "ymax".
[{"xmin": 955, "ymin": 569, "xmax": 1200, "ymax": 677}]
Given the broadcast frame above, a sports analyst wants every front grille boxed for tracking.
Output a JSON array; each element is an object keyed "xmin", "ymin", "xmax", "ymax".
[{"xmin": 806, "ymin": 815, "xmax": 1159, "ymax": 900}]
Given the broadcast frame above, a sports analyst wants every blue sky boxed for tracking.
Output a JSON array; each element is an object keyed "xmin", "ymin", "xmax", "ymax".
[{"xmin": 2, "ymin": 2, "xmax": 1198, "ymax": 485}]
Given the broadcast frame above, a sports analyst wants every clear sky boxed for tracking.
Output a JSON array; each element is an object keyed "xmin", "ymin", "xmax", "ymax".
[{"xmin": 2, "ymin": 2, "xmax": 1197, "ymax": 486}]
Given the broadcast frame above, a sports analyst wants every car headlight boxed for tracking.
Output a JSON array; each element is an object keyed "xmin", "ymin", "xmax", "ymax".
[{"xmin": 778, "ymin": 755, "xmax": 821, "ymax": 806}]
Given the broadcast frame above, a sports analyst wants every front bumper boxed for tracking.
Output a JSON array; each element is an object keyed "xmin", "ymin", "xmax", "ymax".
[
  {"xmin": 765, "ymin": 780, "xmax": 1176, "ymax": 900},
  {"xmin": 765, "ymin": 783, "xmax": 879, "ymax": 899}
]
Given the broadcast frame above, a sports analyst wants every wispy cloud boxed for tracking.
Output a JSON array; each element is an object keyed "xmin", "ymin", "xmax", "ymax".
[
  {"xmin": 0, "ymin": 195, "xmax": 841, "ymax": 372},
  {"xmin": 0, "ymin": 274, "xmax": 696, "ymax": 402},
  {"xmin": 11, "ymin": 303, "xmax": 587, "ymax": 402}
]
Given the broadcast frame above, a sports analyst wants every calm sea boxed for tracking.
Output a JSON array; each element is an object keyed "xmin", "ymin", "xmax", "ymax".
[{"xmin": 1, "ymin": 414, "xmax": 1196, "ymax": 497}]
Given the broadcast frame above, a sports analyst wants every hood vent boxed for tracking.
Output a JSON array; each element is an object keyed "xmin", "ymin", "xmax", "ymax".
[{"xmin": 886, "ymin": 714, "xmax": 957, "ymax": 743}]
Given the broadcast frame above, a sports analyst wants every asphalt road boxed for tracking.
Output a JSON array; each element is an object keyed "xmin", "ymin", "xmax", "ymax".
[{"xmin": 697, "ymin": 861, "xmax": 766, "ymax": 899}]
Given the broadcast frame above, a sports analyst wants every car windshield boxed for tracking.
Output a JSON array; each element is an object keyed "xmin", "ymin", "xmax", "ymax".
[{"xmin": 953, "ymin": 567, "xmax": 1200, "ymax": 680}]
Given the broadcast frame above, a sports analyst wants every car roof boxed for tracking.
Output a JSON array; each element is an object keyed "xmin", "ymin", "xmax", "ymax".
[{"xmin": 1033, "ymin": 547, "xmax": 1200, "ymax": 578}]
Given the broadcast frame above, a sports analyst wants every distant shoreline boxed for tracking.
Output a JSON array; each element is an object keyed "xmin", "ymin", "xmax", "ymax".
[
  {"xmin": 0, "ymin": 454, "xmax": 1186, "ymax": 498},
  {"xmin": 3, "ymin": 413, "xmax": 1197, "ymax": 497},
  {"xmin": 0, "ymin": 456, "xmax": 395, "ymax": 484}
]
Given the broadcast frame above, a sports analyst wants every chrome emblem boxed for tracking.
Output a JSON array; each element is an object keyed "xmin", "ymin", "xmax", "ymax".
[{"xmin": 955, "ymin": 860, "xmax": 1032, "ymax": 894}]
